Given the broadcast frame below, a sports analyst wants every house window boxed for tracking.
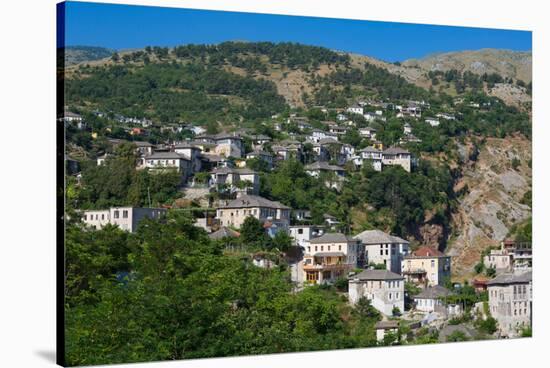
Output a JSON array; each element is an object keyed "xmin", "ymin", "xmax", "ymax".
[
  {"xmin": 307, "ymin": 247, "xmax": 311, "ymax": 253},
  {"xmin": 339, "ymin": 245, "xmax": 342, "ymax": 251},
  {"xmin": 298, "ymin": 229, "xmax": 303, "ymax": 234},
  {"xmin": 431, "ymin": 260, "xmax": 435, "ymax": 268},
  {"xmin": 321, "ymin": 246, "xmax": 324, "ymax": 251},
  {"xmin": 395, "ymin": 292, "xmax": 399, "ymax": 299},
  {"xmin": 101, "ymin": 214, "xmax": 105, "ymax": 220},
  {"xmin": 83, "ymin": 214, "xmax": 87, "ymax": 220},
  {"xmin": 389, "ymin": 293, "xmax": 392, "ymax": 300},
  {"xmin": 114, "ymin": 210, "xmax": 119, "ymax": 219},
  {"xmin": 328, "ymin": 246, "xmax": 331, "ymax": 251},
  {"xmin": 122, "ymin": 210, "xmax": 128, "ymax": 219},
  {"xmin": 315, "ymin": 246, "xmax": 318, "ymax": 251}
]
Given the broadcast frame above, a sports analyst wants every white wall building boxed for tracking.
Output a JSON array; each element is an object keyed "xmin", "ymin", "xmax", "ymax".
[
  {"xmin": 354, "ymin": 229, "xmax": 409, "ymax": 273},
  {"xmin": 82, "ymin": 207, "xmax": 167, "ymax": 232},
  {"xmin": 348, "ymin": 269, "xmax": 405, "ymax": 316},
  {"xmin": 487, "ymin": 271, "xmax": 532, "ymax": 338}
]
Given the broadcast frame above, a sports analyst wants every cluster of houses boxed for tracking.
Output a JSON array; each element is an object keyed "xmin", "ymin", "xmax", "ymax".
[{"xmin": 70, "ymin": 99, "xmax": 530, "ymax": 340}]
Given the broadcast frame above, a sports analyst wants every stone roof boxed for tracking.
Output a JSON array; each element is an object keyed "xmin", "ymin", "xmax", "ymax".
[
  {"xmin": 309, "ymin": 233, "xmax": 356, "ymax": 244},
  {"xmin": 359, "ymin": 146, "xmax": 382, "ymax": 153},
  {"xmin": 383, "ymin": 147, "xmax": 410, "ymax": 155},
  {"xmin": 217, "ymin": 195, "xmax": 290, "ymax": 210},
  {"xmin": 350, "ymin": 269, "xmax": 404, "ymax": 281},
  {"xmin": 146, "ymin": 152, "xmax": 189, "ymax": 160},
  {"xmin": 313, "ymin": 251, "xmax": 346, "ymax": 257},
  {"xmin": 375, "ymin": 320, "xmax": 399, "ymax": 329},
  {"xmin": 487, "ymin": 271, "xmax": 532, "ymax": 286},
  {"xmin": 132, "ymin": 141, "xmax": 153, "ymax": 147},
  {"xmin": 413, "ymin": 285, "xmax": 452, "ymax": 299},
  {"xmin": 210, "ymin": 167, "xmax": 257, "ymax": 175},
  {"xmin": 208, "ymin": 227, "xmax": 240, "ymax": 240},
  {"xmin": 305, "ymin": 161, "xmax": 344, "ymax": 171},
  {"xmin": 319, "ymin": 138, "xmax": 340, "ymax": 145},
  {"xmin": 354, "ymin": 229, "xmax": 409, "ymax": 245}
]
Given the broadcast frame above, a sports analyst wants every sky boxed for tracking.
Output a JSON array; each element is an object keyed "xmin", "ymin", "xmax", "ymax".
[{"xmin": 60, "ymin": 1, "xmax": 532, "ymax": 62}]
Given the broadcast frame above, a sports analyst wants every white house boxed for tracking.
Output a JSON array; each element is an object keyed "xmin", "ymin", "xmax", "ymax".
[
  {"xmin": 353, "ymin": 147, "xmax": 383, "ymax": 171},
  {"xmin": 348, "ymin": 269, "xmax": 405, "ymax": 316},
  {"xmin": 143, "ymin": 152, "xmax": 192, "ymax": 181},
  {"xmin": 346, "ymin": 104, "xmax": 364, "ymax": 115},
  {"xmin": 82, "ymin": 207, "xmax": 167, "ymax": 233},
  {"xmin": 487, "ymin": 271, "xmax": 532, "ymax": 338},
  {"xmin": 413, "ymin": 285, "xmax": 455, "ymax": 313},
  {"xmin": 209, "ymin": 167, "xmax": 260, "ymax": 195},
  {"xmin": 354, "ymin": 229, "xmax": 409, "ymax": 273},
  {"xmin": 289, "ymin": 225, "xmax": 324, "ymax": 248},
  {"xmin": 425, "ymin": 117, "xmax": 440, "ymax": 127},
  {"xmin": 359, "ymin": 127, "xmax": 377, "ymax": 140}
]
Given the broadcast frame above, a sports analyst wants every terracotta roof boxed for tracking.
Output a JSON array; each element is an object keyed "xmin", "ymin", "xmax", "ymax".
[{"xmin": 411, "ymin": 246, "xmax": 445, "ymax": 257}]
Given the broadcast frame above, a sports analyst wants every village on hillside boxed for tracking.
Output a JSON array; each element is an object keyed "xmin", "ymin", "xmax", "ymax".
[{"xmin": 64, "ymin": 95, "xmax": 532, "ymax": 344}]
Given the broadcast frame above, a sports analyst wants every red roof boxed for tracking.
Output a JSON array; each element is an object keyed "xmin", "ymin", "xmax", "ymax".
[{"xmin": 413, "ymin": 246, "xmax": 445, "ymax": 257}]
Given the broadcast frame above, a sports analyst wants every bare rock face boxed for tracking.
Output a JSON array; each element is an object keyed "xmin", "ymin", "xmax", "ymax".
[
  {"xmin": 447, "ymin": 136, "xmax": 531, "ymax": 277},
  {"xmin": 419, "ymin": 223, "xmax": 445, "ymax": 250}
]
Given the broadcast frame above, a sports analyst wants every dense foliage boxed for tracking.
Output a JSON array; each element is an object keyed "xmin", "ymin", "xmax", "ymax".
[
  {"xmin": 65, "ymin": 213, "xmax": 381, "ymax": 365},
  {"xmin": 67, "ymin": 62, "xmax": 287, "ymax": 123}
]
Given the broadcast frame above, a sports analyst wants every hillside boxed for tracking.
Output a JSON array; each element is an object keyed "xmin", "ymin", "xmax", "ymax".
[
  {"xmin": 448, "ymin": 136, "xmax": 532, "ymax": 278},
  {"xmin": 402, "ymin": 49, "xmax": 532, "ymax": 83},
  {"xmin": 64, "ymin": 44, "xmax": 531, "ymax": 109},
  {"xmin": 63, "ymin": 46, "xmax": 114, "ymax": 65},
  {"xmin": 63, "ymin": 41, "xmax": 532, "ymax": 275}
]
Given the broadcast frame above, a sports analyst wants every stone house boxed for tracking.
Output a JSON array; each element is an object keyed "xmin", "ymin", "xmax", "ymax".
[
  {"xmin": 215, "ymin": 194, "xmax": 290, "ymax": 231},
  {"xmin": 354, "ymin": 229, "xmax": 409, "ymax": 273},
  {"xmin": 487, "ymin": 271, "xmax": 532, "ymax": 338},
  {"xmin": 348, "ymin": 269, "xmax": 405, "ymax": 316}
]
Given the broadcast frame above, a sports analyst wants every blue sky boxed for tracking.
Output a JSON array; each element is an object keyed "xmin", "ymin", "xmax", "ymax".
[{"xmin": 60, "ymin": 1, "xmax": 532, "ymax": 62}]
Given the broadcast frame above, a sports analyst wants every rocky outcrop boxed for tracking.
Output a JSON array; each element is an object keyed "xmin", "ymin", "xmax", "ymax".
[{"xmin": 446, "ymin": 136, "xmax": 531, "ymax": 277}]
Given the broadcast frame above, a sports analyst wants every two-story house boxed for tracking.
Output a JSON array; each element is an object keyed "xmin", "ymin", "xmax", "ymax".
[
  {"xmin": 303, "ymin": 233, "xmax": 360, "ymax": 284},
  {"xmin": 354, "ymin": 229, "xmax": 409, "ymax": 273},
  {"xmin": 348, "ymin": 269, "xmax": 405, "ymax": 316},
  {"xmin": 382, "ymin": 147, "xmax": 412, "ymax": 172},
  {"xmin": 487, "ymin": 271, "xmax": 532, "ymax": 337},
  {"xmin": 215, "ymin": 194, "xmax": 290, "ymax": 231},
  {"xmin": 402, "ymin": 246, "xmax": 451, "ymax": 287},
  {"xmin": 82, "ymin": 207, "xmax": 167, "ymax": 233},
  {"xmin": 209, "ymin": 167, "xmax": 260, "ymax": 195}
]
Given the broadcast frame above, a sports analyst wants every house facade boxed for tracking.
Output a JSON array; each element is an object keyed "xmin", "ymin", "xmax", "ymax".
[
  {"xmin": 402, "ymin": 246, "xmax": 451, "ymax": 287},
  {"xmin": 487, "ymin": 271, "xmax": 532, "ymax": 338},
  {"xmin": 303, "ymin": 233, "xmax": 360, "ymax": 284},
  {"xmin": 143, "ymin": 152, "xmax": 192, "ymax": 181},
  {"xmin": 354, "ymin": 229, "xmax": 409, "ymax": 273},
  {"xmin": 382, "ymin": 147, "xmax": 412, "ymax": 172},
  {"xmin": 215, "ymin": 194, "xmax": 290, "ymax": 230},
  {"xmin": 348, "ymin": 269, "xmax": 405, "ymax": 316},
  {"xmin": 289, "ymin": 225, "xmax": 324, "ymax": 248},
  {"xmin": 82, "ymin": 207, "xmax": 167, "ymax": 233},
  {"xmin": 209, "ymin": 167, "xmax": 260, "ymax": 195}
]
